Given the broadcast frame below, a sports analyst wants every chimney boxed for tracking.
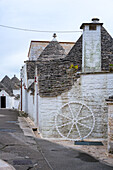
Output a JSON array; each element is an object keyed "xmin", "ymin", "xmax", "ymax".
[{"xmin": 80, "ymin": 18, "xmax": 103, "ymax": 72}]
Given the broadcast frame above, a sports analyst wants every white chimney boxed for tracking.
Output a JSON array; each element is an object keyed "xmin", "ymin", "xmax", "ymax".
[{"xmin": 80, "ymin": 18, "xmax": 103, "ymax": 72}]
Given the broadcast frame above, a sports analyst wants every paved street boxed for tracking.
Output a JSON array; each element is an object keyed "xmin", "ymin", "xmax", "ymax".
[{"xmin": 0, "ymin": 109, "xmax": 113, "ymax": 170}]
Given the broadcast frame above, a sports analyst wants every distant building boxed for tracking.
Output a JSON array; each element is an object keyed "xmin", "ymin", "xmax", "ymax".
[{"xmin": 0, "ymin": 75, "xmax": 20, "ymax": 109}]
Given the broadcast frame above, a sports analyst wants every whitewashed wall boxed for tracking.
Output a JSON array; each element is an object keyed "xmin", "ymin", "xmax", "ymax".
[
  {"xmin": 22, "ymin": 86, "xmax": 28, "ymax": 113},
  {"xmin": 38, "ymin": 73, "xmax": 113, "ymax": 140},
  {"xmin": 13, "ymin": 89, "xmax": 20, "ymax": 96},
  {"xmin": 14, "ymin": 98, "xmax": 20, "ymax": 109},
  {"xmin": 27, "ymin": 90, "xmax": 35, "ymax": 121},
  {"xmin": 21, "ymin": 64, "xmax": 28, "ymax": 113},
  {"xmin": 13, "ymin": 89, "xmax": 20, "ymax": 109}
]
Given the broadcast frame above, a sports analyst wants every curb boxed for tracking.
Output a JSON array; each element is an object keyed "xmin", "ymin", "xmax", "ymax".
[{"xmin": 0, "ymin": 159, "xmax": 15, "ymax": 170}]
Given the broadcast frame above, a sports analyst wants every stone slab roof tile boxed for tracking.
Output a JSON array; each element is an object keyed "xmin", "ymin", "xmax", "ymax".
[
  {"xmin": 11, "ymin": 75, "xmax": 20, "ymax": 90},
  {"xmin": 1, "ymin": 76, "xmax": 13, "ymax": 93},
  {"xmin": 36, "ymin": 35, "xmax": 82, "ymax": 97},
  {"xmin": 0, "ymin": 82, "xmax": 14, "ymax": 96},
  {"xmin": 36, "ymin": 25, "xmax": 113, "ymax": 97},
  {"xmin": 28, "ymin": 41, "xmax": 74, "ymax": 61},
  {"xmin": 38, "ymin": 41, "xmax": 66, "ymax": 61},
  {"xmin": 101, "ymin": 26, "xmax": 113, "ymax": 70},
  {"xmin": 26, "ymin": 61, "xmax": 36, "ymax": 79}
]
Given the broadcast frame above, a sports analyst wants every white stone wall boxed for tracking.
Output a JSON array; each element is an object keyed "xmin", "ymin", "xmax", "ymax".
[
  {"xmin": 25, "ymin": 82, "xmax": 38, "ymax": 125},
  {"xmin": 21, "ymin": 64, "xmax": 28, "ymax": 113},
  {"xmin": 34, "ymin": 83, "xmax": 38, "ymax": 125},
  {"xmin": 22, "ymin": 87, "xmax": 28, "ymax": 113},
  {"xmin": 27, "ymin": 90, "xmax": 35, "ymax": 121},
  {"xmin": 14, "ymin": 99, "xmax": 20, "ymax": 109},
  {"xmin": 13, "ymin": 89, "xmax": 20, "ymax": 109},
  {"xmin": 13, "ymin": 89, "xmax": 20, "ymax": 96},
  {"xmin": 22, "ymin": 64, "xmax": 28, "ymax": 88},
  {"xmin": 82, "ymin": 25, "xmax": 101, "ymax": 72},
  {"xmin": 38, "ymin": 73, "xmax": 113, "ymax": 140}
]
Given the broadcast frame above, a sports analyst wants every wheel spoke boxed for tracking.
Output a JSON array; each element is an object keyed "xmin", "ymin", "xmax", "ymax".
[
  {"xmin": 57, "ymin": 113, "xmax": 72, "ymax": 120},
  {"xmin": 68, "ymin": 103, "xmax": 74, "ymax": 119},
  {"xmin": 76, "ymin": 104, "xmax": 83, "ymax": 119},
  {"xmin": 57, "ymin": 121, "xmax": 72, "ymax": 128},
  {"xmin": 75, "ymin": 123, "xmax": 82, "ymax": 140},
  {"xmin": 77, "ymin": 122, "xmax": 91, "ymax": 129},
  {"xmin": 78, "ymin": 115, "xmax": 92, "ymax": 121},
  {"xmin": 67, "ymin": 123, "xmax": 74, "ymax": 138}
]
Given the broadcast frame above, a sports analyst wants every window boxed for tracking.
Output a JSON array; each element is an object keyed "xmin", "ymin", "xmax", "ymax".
[{"xmin": 89, "ymin": 25, "xmax": 96, "ymax": 30}]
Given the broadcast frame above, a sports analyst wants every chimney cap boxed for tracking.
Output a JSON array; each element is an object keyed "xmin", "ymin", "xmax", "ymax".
[
  {"xmin": 80, "ymin": 18, "xmax": 103, "ymax": 29},
  {"xmin": 92, "ymin": 18, "xmax": 99, "ymax": 22},
  {"xmin": 92, "ymin": 18, "xmax": 99, "ymax": 21}
]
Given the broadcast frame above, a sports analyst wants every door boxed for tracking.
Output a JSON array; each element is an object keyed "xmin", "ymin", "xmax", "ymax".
[{"xmin": 1, "ymin": 96, "xmax": 6, "ymax": 108}]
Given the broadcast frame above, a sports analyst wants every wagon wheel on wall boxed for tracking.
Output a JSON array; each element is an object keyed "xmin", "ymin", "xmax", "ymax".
[{"xmin": 55, "ymin": 101, "xmax": 95, "ymax": 141}]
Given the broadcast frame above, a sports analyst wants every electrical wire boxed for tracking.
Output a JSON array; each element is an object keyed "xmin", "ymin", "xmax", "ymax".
[{"xmin": 0, "ymin": 24, "xmax": 82, "ymax": 33}]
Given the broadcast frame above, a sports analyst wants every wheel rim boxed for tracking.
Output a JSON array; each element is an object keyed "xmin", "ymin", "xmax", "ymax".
[{"xmin": 55, "ymin": 101, "xmax": 95, "ymax": 141}]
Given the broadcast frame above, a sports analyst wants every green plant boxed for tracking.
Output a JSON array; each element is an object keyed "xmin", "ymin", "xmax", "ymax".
[
  {"xmin": 109, "ymin": 63, "xmax": 113, "ymax": 72},
  {"xmin": 69, "ymin": 64, "xmax": 78, "ymax": 70},
  {"xmin": 109, "ymin": 63, "xmax": 113, "ymax": 67}
]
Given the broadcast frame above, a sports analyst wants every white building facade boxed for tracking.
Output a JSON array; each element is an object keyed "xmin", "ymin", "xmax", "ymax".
[{"xmin": 21, "ymin": 18, "xmax": 113, "ymax": 142}]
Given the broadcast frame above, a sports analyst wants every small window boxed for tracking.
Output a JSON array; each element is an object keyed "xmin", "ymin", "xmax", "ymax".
[{"xmin": 89, "ymin": 25, "xmax": 96, "ymax": 30}]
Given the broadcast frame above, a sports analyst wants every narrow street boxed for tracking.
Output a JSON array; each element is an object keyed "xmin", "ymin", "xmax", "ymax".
[{"xmin": 0, "ymin": 109, "xmax": 113, "ymax": 170}]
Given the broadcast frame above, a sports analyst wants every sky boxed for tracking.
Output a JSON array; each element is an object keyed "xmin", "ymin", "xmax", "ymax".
[{"xmin": 0, "ymin": 0, "xmax": 113, "ymax": 80}]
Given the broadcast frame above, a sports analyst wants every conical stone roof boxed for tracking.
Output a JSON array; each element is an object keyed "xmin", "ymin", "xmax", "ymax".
[
  {"xmin": 1, "ymin": 75, "xmax": 13, "ymax": 93},
  {"xmin": 0, "ymin": 82, "xmax": 13, "ymax": 96},
  {"xmin": 11, "ymin": 75, "xmax": 20, "ymax": 84},
  {"xmin": 39, "ymin": 34, "xmax": 66, "ymax": 61},
  {"xmin": 11, "ymin": 75, "xmax": 20, "ymax": 89}
]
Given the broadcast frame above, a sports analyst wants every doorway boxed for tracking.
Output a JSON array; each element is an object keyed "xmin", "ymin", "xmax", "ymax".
[{"xmin": 1, "ymin": 96, "xmax": 6, "ymax": 108}]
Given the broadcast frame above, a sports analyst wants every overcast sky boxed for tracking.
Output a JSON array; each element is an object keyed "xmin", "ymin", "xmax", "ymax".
[{"xmin": 0, "ymin": 0, "xmax": 113, "ymax": 80}]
